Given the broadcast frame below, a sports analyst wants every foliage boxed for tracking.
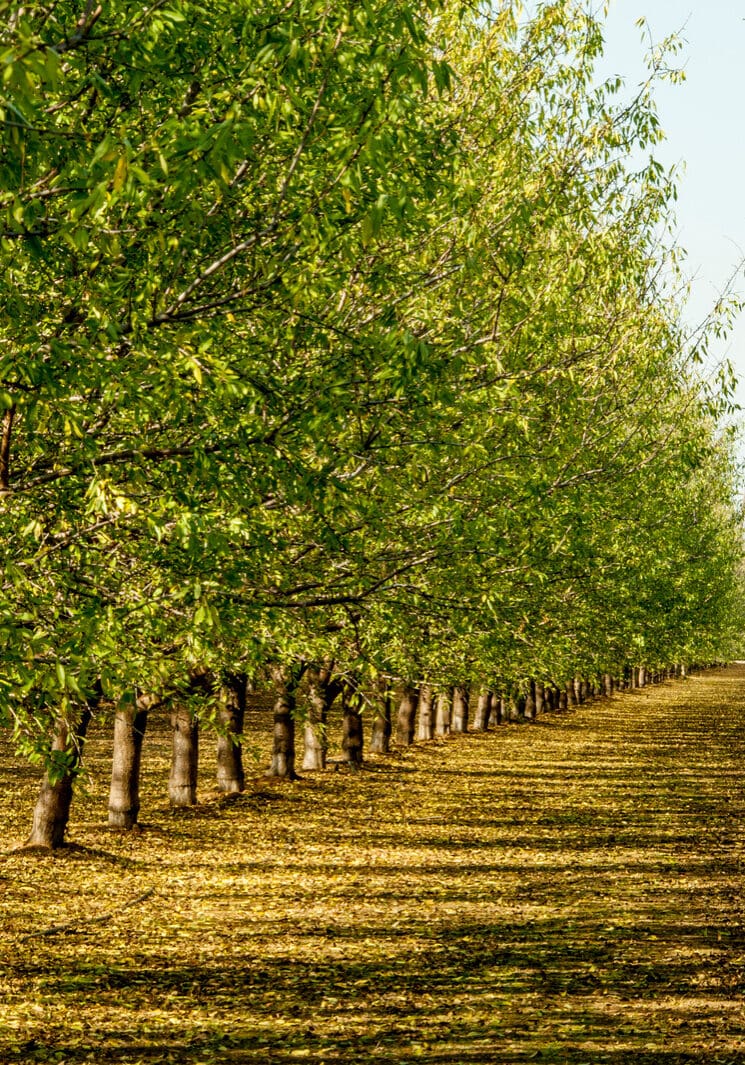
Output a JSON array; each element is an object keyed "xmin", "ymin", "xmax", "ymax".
[{"xmin": 0, "ymin": 0, "xmax": 743, "ymax": 764}]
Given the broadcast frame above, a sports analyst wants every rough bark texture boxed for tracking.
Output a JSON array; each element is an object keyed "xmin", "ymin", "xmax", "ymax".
[
  {"xmin": 169, "ymin": 706, "xmax": 199, "ymax": 806},
  {"xmin": 108, "ymin": 694, "xmax": 152, "ymax": 828},
  {"xmin": 341, "ymin": 682, "xmax": 364, "ymax": 768},
  {"xmin": 472, "ymin": 689, "xmax": 491, "ymax": 731},
  {"xmin": 369, "ymin": 678, "xmax": 392, "ymax": 754},
  {"xmin": 26, "ymin": 699, "xmax": 96, "ymax": 849},
  {"xmin": 216, "ymin": 675, "xmax": 246, "ymax": 794},
  {"xmin": 534, "ymin": 682, "xmax": 545, "ymax": 717},
  {"xmin": 416, "ymin": 684, "xmax": 435, "ymax": 741},
  {"xmin": 524, "ymin": 684, "xmax": 536, "ymax": 721},
  {"xmin": 434, "ymin": 690, "xmax": 452, "ymax": 737},
  {"xmin": 451, "ymin": 686, "xmax": 469, "ymax": 733},
  {"xmin": 267, "ymin": 663, "xmax": 303, "ymax": 779},
  {"xmin": 396, "ymin": 684, "xmax": 418, "ymax": 747},
  {"xmin": 302, "ymin": 664, "xmax": 338, "ymax": 771}
]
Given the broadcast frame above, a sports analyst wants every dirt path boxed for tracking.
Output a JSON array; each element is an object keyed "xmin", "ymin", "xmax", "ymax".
[{"xmin": 1, "ymin": 667, "xmax": 744, "ymax": 1063}]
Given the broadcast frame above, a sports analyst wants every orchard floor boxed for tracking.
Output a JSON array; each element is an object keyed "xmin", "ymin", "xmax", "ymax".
[{"xmin": 1, "ymin": 668, "xmax": 745, "ymax": 1064}]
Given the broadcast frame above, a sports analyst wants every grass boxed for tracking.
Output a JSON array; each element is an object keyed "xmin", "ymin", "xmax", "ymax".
[{"xmin": 1, "ymin": 667, "xmax": 745, "ymax": 1063}]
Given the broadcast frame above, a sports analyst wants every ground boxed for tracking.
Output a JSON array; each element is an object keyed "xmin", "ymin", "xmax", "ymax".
[{"xmin": 1, "ymin": 667, "xmax": 744, "ymax": 1063}]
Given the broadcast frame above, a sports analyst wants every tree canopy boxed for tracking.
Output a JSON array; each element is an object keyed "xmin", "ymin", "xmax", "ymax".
[{"xmin": 1, "ymin": 0, "xmax": 743, "ymax": 766}]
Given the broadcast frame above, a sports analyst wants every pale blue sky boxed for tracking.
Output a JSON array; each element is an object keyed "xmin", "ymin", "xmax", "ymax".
[{"xmin": 595, "ymin": 1, "xmax": 745, "ymax": 409}]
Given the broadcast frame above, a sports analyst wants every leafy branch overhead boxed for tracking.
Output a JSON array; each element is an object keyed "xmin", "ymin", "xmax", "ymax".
[{"xmin": 0, "ymin": 1, "xmax": 742, "ymax": 760}]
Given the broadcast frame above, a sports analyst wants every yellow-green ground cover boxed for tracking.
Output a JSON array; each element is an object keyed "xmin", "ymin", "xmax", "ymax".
[{"xmin": 1, "ymin": 668, "xmax": 744, "ymax": 1064}]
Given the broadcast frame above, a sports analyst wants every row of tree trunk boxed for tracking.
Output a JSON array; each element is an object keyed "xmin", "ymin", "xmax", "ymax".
[{"xmin": 22, "ymin": 661, "xmax": 700, "ymax": 848}]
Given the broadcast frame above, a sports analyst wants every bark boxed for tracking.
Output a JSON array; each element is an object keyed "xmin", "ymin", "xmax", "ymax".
[
  {"xmin": 573, "ymin": 677, "xmax": 583, "ymax": 704},
  {"xmin": 566, "ymin": 680, "xmax": 577, "ymax": 707},
  {"xmin": 416, "ymin": 684, "xmax": 435, "ymax": 741},
  {"xmin": 603, "ymin": 673, "xmax": 613, "ymax": 697},
  {"xmin": 26, "ymin": 693, "xmax": 98, "ymax": 849},
  {"xmin": 451, "ymin": 686, "xmax": 469, "ymax": 733},
  {"xmin": 169, "ymin": 706, "xmax": 199, "ymax": 805},
  {"xmin": 0, "ymin": 405, "xmax": 15, "ymax": 492},
  {"xmin": 511, "ymin": 693, "xmax": 526, "ymax": 722},
  {"xmin": 108, "ymin": 693, "xmax": 153, "ymax": 828},
  {"xmin": 524, "ymin": 683, "xmax": 536, "ymax": 721},
  {"xmin": 341, "ymin": 681, "xmax": 364, "ymax": 768},
  {"xmin": 472, "ymin": 689, "xmax": 491, "ymax": 731},
  {"xmin": 267, "ymin": 663, "xmax": 304, "ymax": 779},
  {"xmin": 434, "ymin": 690, "xmax": 452, "ymax": 737},
  {"xmin": 534, "ymin": 682, "xmax": 545, "ymax": 716},
  {"xmin": 369, "ymin": 678, "xmax": 392, "ymax": 754},
  {"xmin": 216, "ymin": 675, "xmax": 246, "ymax": 794},
  {"xmin": 637, "ymin": 666, "xmax": 646, "ymax": 688},
  {"xmin": 302, "ymin": 663, "xmax": 339, "ymax": 771},
  {"xmin": 396, "ymin": 684, "xmax": 419, "ymax": 746},
  {"xmin": 559, "ymin": 688, "xmax": 568, "ymax": 711}
]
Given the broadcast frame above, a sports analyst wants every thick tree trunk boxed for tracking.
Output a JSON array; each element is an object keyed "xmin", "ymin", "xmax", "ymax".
[
  {"xmin": 396, "ymin": 684, "xmax": 418, "ymax": 746},
  {"xmin": 216, "ymin": 675, "xmax": 246, "ymax": 794},
  {"xmin": 341, "ymin": 682, "xmax": 364, "ymax": 768},
  {"xmin": 369, "ymin": 678, "xmax": 392, "ymax": 754},
  {"xmin": 26, "ymin": 697, "xmax": 97, "ymax": 849},
  {"xmin": 566, "ymin": 680, "xmax": 577, "ymax": 707},
  {"xmin": 603, "ymin": 673, "xmax": 613, "ymax": 697},
  {"xmin": 524, "ymin": 683, "xmax": 536, "ymax": 721},
  {"xmin": 451, "ymin": 686, "xmax": 469, "ymax": 733},
  {"xmin": 559, "ymin": 688, "xmax": 568, "ymax": 711},
  {"xmin": 434, "ymin": 690, "xmax": 452, "ymax": 737},
  {"xmin": 169, "ymin": 706, "xmax": 199, "ymax": 806},
  {"xmin": 302, "ymin": 663, "xmax": 338, "ymax": 771},
  {"xmin": 267, "ymin": 663, "xmax": 304, "ymax": 780},
  {"xmin": 472, "ymin": 689, "xmax": 491, "ymax": 731},
  {"xmin": 510, "ymin": 692, "xmax": 526, "ymax": 722},
  {"xmin": 534, "ymin": 681, "xmax": 545, "ymax": 716},
  {"xmin": 416, "ymin": 684, "xmax": 435, "ymax": 741},
  {"xmin": 108, "ymin": 694, "xmax": 152, "ymax": 828}
]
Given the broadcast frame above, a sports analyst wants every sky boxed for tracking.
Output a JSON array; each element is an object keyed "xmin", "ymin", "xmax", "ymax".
[{"xmin": 594, "ymin": 1, "xmax": 745, "ymax": 413}]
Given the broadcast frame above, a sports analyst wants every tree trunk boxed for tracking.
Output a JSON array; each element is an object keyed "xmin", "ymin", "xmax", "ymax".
[
  {"xmin": 559, "ymin": 688, "xmax": 568, "ymax": 711},
  {"xmin": 169, "ymin": 706, "xmax": 199, "ymax": 806},
  {"xmin": 26, "ymin": 695, "xmax": 97, "ymax": 849},
  {"xmin": 603, "ymin": 673, "xmax": 613, "ymax": 697},
  {"xmin": 434, "ymin": 690, "xmax": 452, "ymax": 737},
  {"xmin": 566, "ymin": 680, "xmax": 577, "ymax": 707},
  {"xmin": 109, "ymin": 693, "xmax": 153, "ymax": 828},
  {"xmin": 369, "ymin": 677, "xmax": 392, "ymax": 754},
  {"xmin": 534, "ymin": 681, "xmax": 545, "ymax": 716},
  {"xmin": 472, "ymin": 689, "xmax": 491, "ymax": 730},
  {"xmin": 267, "ymin": 663, "xmax": 304, "ymax": 780},
  {"xmin": 216, "ymin": 674, "xmax": 246, "ymax": 794},
  {"xmin": 396, "ymin": 684, "xmax": 418, "ymax": 746},
  {"xmin": 524, "ymin": 683, "xmax": 536, "ymax": 721},
  {"xmin": 341, "ymin": 682, "xmax": 364, "ymax": 768},
  {"xmin": 302, "ymin": 663, "xmax": 338, "ymax": 771},
  {"xmin": 416, "ymin": 684, "xmax": 435, "ymax": 741},
  {"xmin": 451, "ymin": 686, "xmax": 469, "ymax": 733}
]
